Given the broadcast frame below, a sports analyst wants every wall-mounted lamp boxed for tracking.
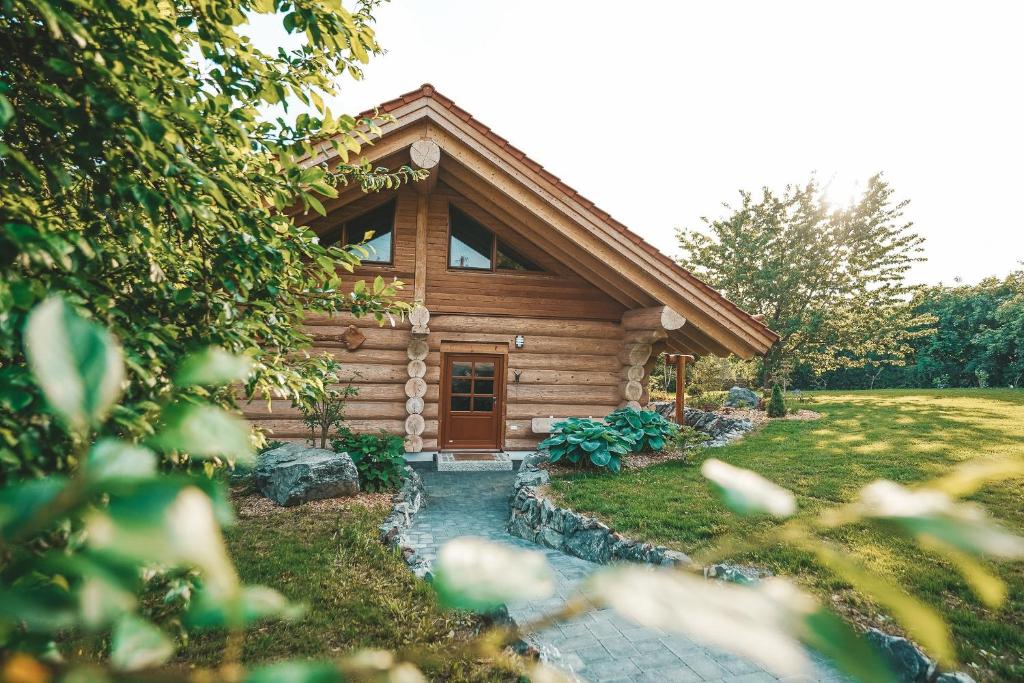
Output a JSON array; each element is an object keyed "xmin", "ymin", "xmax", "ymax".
[{"xmin": 514, "ymin": 335, "xmax": 525, "ymax": 349}]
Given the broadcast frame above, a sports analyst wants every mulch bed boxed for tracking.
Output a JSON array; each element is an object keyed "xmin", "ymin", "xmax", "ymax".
[
  {"xmin": 231, "ymin": 488, "xmax": 393, "ymax": 518},
  {"xmin": 718, "ymin": 407, "xmax": 822, "ymax": 427}
]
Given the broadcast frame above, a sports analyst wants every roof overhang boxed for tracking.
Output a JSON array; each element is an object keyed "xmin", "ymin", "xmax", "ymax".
[{"xmin": 301, "ymin": 85, "xmax": 778, "ymax": 358}]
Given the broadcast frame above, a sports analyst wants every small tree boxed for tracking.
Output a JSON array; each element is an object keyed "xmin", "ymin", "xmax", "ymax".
[
  {"xmin": 677, "ymin": 174, "xmax": 934, "ymax": 384},
  {"xmin": 293, "ymin": 355, "xmax": 359, "ymax": 449},
  {"xmin": 767, "ymin": 383, "xmax": 787, "ymax": 418}
]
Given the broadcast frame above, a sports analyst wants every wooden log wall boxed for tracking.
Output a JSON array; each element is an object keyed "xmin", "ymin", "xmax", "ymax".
[
  {"xmin": 246, "ymin": 171, "xmax": 678, "ymax": 451},
  {"xmin": 242, "ymin": 311, "xmax": 626, "ymax": 451}
]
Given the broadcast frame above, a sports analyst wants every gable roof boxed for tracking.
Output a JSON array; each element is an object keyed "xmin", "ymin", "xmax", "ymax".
[{"xmin": 306, "ymin": 84, "xmax": 778, "ymax": 358}]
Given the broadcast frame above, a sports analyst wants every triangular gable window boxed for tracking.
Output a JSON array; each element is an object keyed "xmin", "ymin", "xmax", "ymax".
[
  {"xmin": 496, "ymin": 240, "xmax": 542, "ymax": 272},
  {"xmin": 323, "ymin": 200, "xmax": 395, "ymax": 264},
  {"xmin": 449, "ymin": 205, "xmax": 543, "ymax": 272}
]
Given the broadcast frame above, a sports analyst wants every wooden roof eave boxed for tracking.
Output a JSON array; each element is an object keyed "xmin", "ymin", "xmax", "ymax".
[
  {"xmin": 305, "ymin": 90, "xmax": 777, "ymax": 356},
  {"xmin": 419, "ymin": 116, "xmax": 765, "ymax": 357}
]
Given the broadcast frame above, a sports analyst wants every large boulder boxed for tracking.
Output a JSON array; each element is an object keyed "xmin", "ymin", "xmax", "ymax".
[
  {"xmin": 254, "ymin": 443, "xmax": 359, "ymax": 506},
  {"xmin": 724, "ymin": 385, "xmax": 759, "ymax": 408}
]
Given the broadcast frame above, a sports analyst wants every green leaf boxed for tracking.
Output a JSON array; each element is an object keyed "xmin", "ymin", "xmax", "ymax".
[
  {"xmin": 580, "ymin": 440, "xmax": 602, "ymax": 453},
  {"xmin": 800, "ymin": 608, "xmax": 897, "ymax": 683},
  {"xmin": 174, "ymin": 347, "xmax": 252, "ymax": 387},
  {"xmin": 432, "ymin": 537, "xmax": 554, "ymax": 612},
  {"xmin": 186, "ymin": 585, "xmax": 305, "ymax": 628},
  {"xmin": 0, "ymin": 93, "xmax": 13, "ymax": 129},
  {"xmin": 137, "ymin": 111, "xmax": 166, "ymax": 142},
  {"xmin": 809, "ymin": 542, "xmax": 955, "ymax": 665},
  {"xmin": 0, "ymin": 477, "xmax": 67, "ymax": 540},
  {"xmin": 701, "ymin": 459, "xmax": 796, "ymax": 518},
  {"xmin": 152, "ymin": 403, "xmax": 253, "ymax": 465},
  {"xmin": 245, "ymin": 662, "xmax": 339, "ymax": 683},
  {"xmin": 88, "ymin": 484, "xmax": 239, "ymax": 597},
  {"xmin": 858, "ymin": 480, "xmax": 1024, "ymax": 559},
  {"xmin": 110, "ymin": 615, "xmax": 174, "ymax": 671},
  {"xmin": 85, "ymin": 439, "xmax": 157, "ymax": 482},
  {"xmin": 588, "ymin": 567, "xmax": 817, "ymax": 677},
  {"xmin": 24, "ymin": 297, "xmax": 125, "ymax": 432}
]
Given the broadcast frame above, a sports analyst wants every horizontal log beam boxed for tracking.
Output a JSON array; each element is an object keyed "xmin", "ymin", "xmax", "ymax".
[{"xmin": 621, "ymin": 306, "xmax": 686, "ymax": 331}]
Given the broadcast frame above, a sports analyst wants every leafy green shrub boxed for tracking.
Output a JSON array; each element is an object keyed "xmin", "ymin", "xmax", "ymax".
[
  {"xmin": 697, "ymin": 391, "xmax": 727, "ymax": 411},
  {"xmin": 333, "ymin": 429, "xmax": 407, "ymax": 491},
  {"xmin": 767, "ymin": 384, "xmax": 787, "ymax": 418},
  {"xmin": 648, "ymin": 388, "xmax": 673, "ymax": 403},
  {"xmin": 670, "ymin": 425, "xmax": 711, "ymax": 451},
  {"xmin": 0, "ymin": 0, "xmax": 416, "ymax": 480},
  {"xmin": 538, "ymin": 418, "xmax": 633, "ymax": 473},
  {"xmin": 605, "ymin": 407, "xmax": 678, "ymax": 452},
  {"xmin": 294, "ymin": 355, "xmax": 359, "ymax": 448}
]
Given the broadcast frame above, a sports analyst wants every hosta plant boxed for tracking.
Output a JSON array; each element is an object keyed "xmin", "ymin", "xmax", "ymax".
[
  {"xmin": 605, "ymin": 407, "xmax": 679, "ymax": 452},
  {"xmin": 538, "ymin": 418, "xmax": 633, "ymax": 473}
]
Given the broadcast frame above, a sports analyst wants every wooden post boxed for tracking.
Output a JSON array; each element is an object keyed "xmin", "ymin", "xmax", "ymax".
[
  {"xmin": 669, "ymin": 354, "xmax": 694, "ymax": 425},
  {"xmin": 413, "ymin": 192, "xmax": 429, "ymax": 303}
]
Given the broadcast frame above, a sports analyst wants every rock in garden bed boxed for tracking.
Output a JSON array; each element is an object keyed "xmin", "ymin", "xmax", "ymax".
[{"xmin": 253, "ymin": 442, "xmax": 360, "ymax": 506}]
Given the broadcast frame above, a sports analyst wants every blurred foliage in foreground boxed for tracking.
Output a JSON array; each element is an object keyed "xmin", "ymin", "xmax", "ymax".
[
  {"xmin": 0, "ymin": 0, "xmax": 419, "ymax": 480},
  {"xmin": 6, "ymin": 299, "xmax": 1023, "ymax": 682}
]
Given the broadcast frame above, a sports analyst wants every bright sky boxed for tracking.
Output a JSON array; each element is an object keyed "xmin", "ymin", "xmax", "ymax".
[{"xmin": 262, "ymin": 0, "xmax": 1024, "ymax": 285}]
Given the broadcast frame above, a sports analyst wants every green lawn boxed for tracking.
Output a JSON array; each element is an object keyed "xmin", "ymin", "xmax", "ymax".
[
  {"xmin": 179, "ymin": 496, "xmax": 517, "ymax": 681},
  {"xmin": 547, "ymin": 389, "xmax": 1024, "ymax": 681}
]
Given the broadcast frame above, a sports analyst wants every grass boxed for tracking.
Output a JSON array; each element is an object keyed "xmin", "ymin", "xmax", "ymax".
[
  {"xmin": 547, "ymin": 389, "xmax": 1024, "ymax": 681},
  {"xmin": 178, "ymin": 496, "xmax": 518, "ymax": 681}
]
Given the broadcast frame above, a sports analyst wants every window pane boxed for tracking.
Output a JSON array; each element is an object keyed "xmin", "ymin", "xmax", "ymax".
[
  {"xmin": 452, "ymin": 362, "xmax": 473, "ymax": 377},
  {"xmin": 451, "ymin": 379, "xmax": 472, "ymax": 394},
  {"xmin": 344, "ymin": 201, "xmax": 394, "ymax": 263},
  {"xmin": 473, "ymin": 396, "xmax": 494, "ymax": 412},
  {"xmin": 475, "ymin": 362, "xmax": 495, "ymax": 377},
  {"xmin": 451, "ymin": 395, "xmax": 471, "ymax": 411},
  {"xmin": 474, "ymin": 379, "xmax": 494, "ymax": 396},
  {"xmin": 449, "ymin": 206, "xmax": 493, "ymax": 269},
  {"xmin": 496, "ymin": 240, "xmax": 543, "ymax": 271}
]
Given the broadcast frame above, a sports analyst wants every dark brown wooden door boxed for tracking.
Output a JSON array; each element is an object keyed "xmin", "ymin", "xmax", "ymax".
[{"xmin": 440, "ymin": 353, "xmax": 505, "ymax": 450}]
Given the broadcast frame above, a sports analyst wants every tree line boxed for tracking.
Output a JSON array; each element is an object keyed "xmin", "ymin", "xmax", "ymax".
[
  {"xmin": 811, "ymin": 271, "xmax": 1024, "ymax": 390},
  {"xmin": 677, "ymin": 175, "xmax": 1023, "ymax": 390}
]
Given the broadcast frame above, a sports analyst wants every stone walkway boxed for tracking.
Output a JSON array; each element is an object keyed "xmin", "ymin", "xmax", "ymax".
[{"xmin": 405, "ymin": 469, "xmax": 845, "ymax": 683}]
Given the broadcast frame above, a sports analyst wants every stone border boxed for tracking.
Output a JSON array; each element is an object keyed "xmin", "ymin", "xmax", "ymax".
[
  {"xmin": 507, "ymin": 455, "xmax": 691, "ymax": 567},
  {"xmin": 377, "ymin": 465, "xmax": 431, "ymax": 578},
  {"xmin": 650, "ymin": 402, "xmax": 754, "ymax": 446}
]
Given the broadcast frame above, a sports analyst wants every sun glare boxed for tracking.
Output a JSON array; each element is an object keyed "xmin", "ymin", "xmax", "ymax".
[{"xmin": 821, "ymin": 175, "xmax": 863, "ymax": 209}]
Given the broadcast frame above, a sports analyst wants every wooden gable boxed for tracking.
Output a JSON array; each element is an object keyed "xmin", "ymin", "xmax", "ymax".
[{"xmin": 297, "ymin": 84, "xmax": 778, "ymax": 359}]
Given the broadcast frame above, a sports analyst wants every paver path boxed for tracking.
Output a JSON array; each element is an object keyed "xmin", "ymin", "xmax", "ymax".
[{"xmin": 405, "ymin": 469, "xmax": 845, "ymax": 683}]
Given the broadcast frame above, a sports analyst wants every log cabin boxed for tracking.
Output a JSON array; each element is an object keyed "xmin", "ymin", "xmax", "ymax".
[{"xmin": 244, "ymin": 84, "xmax": 777, "ymax": 459}]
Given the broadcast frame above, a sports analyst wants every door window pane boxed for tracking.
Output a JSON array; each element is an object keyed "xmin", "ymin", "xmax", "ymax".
[
  {"xmin": 451, "ymin": 379, "xmax": 472, "ymax": 395},
  {"xmin": 475, "ymin": 362, "xmax": 495, "ymax": 377},
  {"xmin": 474, "ymin": 380, "xmax": 494, "ymax": 396},
  {"xmin": 473, "ymin": 396, "xmax": 494, "ymax": 412},
  {"xmin": 451, "ymin": 396, "xmax": 471, "ymax": 411},
  {"xmin": 449, "ymin": 206, "xmax": 493, "ymax": 269},
  {"xmin": 452, "ymin": 362, "xmax": 472, "ymax": 377}
]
